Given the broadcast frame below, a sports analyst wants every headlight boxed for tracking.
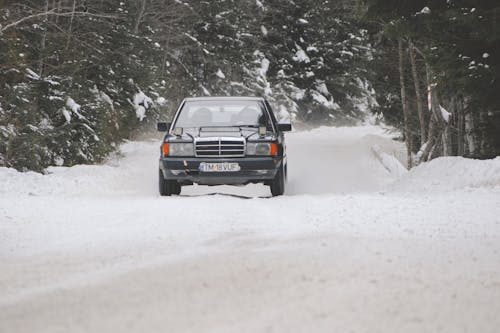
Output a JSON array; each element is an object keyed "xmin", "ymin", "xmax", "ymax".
[
  {"xmin": 168, "ymin": 142, "xmax": 194, "ymax": 156},
  {"xmin": 246, "ymin": 142, "xmax": 278, "ymax": 156}
]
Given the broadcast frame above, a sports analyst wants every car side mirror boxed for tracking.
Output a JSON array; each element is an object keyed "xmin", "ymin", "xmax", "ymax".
[
  {"xmin": 278, "ymin": 123, "xmax": 292, "ymax": 132},
  {"xmin": 157, "ymin": 122, "xmax": 171, "ymax": 132}
]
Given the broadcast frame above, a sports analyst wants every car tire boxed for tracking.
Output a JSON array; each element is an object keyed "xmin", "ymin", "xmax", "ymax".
[
  {"xmin": 159, "ymin": 169, "xmax": 180, "ymax": 196},
  {"xmin": 270, "ymin": 165, "xmax": 285, "ymax": 197},
  {"xmin": 172, "ymin": 182, "xmax": 182, "ymax": 195}
]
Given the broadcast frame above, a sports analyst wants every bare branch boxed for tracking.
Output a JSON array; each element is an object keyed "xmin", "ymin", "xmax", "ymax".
[{"xmin": 1, "ymin": 10, "xmax": 118, "ymax": 33}]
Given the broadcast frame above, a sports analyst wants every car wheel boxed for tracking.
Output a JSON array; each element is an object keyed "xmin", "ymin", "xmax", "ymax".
[
  {"xmin": 172, "ymin": 182, "xmax": 182, "ymax": 195},
  {"xmin": 270, "ymin": 165, "xmax": 285, "ymax": 197},
  {"xmin": 159, "ymin": 169, "xmax": 180, "ymax": 196}
]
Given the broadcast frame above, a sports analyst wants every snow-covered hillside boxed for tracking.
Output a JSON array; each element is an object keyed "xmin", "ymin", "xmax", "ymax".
[{"xmin": 1, "ymin": 126, "xmax": 500, "ymax": 333}]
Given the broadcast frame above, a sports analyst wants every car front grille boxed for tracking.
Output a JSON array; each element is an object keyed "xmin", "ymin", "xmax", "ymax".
[{"xmin": 195, "ymin": 137, "xmax": 245, "ymax": 157}]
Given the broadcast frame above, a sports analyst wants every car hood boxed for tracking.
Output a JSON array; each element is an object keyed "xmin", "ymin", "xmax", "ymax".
[{"xmin": 172, "ymin": 127, "xmax": 273, "ymax": 141}]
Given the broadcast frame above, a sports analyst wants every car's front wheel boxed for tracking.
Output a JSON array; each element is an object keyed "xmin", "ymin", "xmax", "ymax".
[
  {"xmin": 159, "ymin": 169, "xmax": 181, "ymax": 196},
  {"xmin": 270, "ymin": 165, "xmax": 285, "ymax": 197}
]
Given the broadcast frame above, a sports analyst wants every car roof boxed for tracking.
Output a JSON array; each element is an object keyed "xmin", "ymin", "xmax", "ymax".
[{"xmin": 183, "ymin": 96, "xmax": 265, "ymax": 102}]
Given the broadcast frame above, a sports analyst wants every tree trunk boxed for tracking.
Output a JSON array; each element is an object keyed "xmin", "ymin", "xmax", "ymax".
[
  {"xmin": 55, "ymin": 0, "xmax": 62, "ymax": 24},
  {"xmin": 465, "ymin": 111, "xmax": 475, "ymax": 156},
  {"xmin": 134, "ymin": 0, "xmax": 147, "ymax": 35},
  {"xmin": 38, "ymin": 0, "xmax": 50, "ymax": 76},
  {"xmin": 65, "ymin": 0, "xmax": 77, "ymax": 48},
  {"xmin": 161, "ymin": 28, "xmax": 172, "ymax": 76},
  {"xmin": 398, "ymin": 38, "xmax": 412, "ymax": 169},
  {"xmin": 442, "ymin": 98, "xmax": 453, "ymax": 157},
  {"xmin": 457, "ymin": 97, "xmax": 465, "ymax": 156},
  {"xmin": 479, "ymin": 110, "xmax": 487, "ymax": 157},
  {"xmin": 408, "ymin": 40, "xmax": 426, "ymax": 146},
  {"xmin": 419, "ymin": 113, "xmax": 438, "ymax": 162},
  {"xmin": 429, "ymin": 84, "xmax": 452, "ymax": 157},
  {"xmin": 442, "ymin": 123, "xmax": 452, "ymax": 156}
]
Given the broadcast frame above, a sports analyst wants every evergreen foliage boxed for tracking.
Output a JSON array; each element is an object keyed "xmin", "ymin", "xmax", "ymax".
[
  {"xmin": 363, "ymin": 0, "xmax": 500, "ymax": 161},
  {"xmin": 1, "ymin": 0, "xmax": 498, "ymax": 171}
]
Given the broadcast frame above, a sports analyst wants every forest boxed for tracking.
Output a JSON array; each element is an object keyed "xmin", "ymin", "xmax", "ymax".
[{"xmin": 1, "ymin": 0, "xmax": 499, "ymax": 171}]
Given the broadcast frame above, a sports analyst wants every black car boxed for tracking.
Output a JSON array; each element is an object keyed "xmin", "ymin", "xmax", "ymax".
[{"xmin": 157, "ymin": 97, "xmax": 291, "ymax": 197}]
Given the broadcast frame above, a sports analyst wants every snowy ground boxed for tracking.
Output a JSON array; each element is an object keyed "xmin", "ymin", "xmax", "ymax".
[{"xmin": 1, "ymin": 126, "xmax": 500, "ymax": 333}]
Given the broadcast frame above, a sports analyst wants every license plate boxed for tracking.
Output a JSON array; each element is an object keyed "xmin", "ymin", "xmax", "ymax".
[{"xmin": 199, "ymin": 162, "xmax": 241, "ymax": 172}]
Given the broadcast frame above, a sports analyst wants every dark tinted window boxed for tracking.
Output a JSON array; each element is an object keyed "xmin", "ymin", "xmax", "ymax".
[{"xmin": 175, "ymin": 100, "xmax": 270, "ymax": 128}]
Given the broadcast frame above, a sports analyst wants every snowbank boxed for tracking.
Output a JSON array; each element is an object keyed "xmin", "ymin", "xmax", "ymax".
[
  {"xmin": 0, "ymin": 141, "xmax": 158, "ymax": 197},
  {"xmin": 371, "ymin": 145, "xmax": 407, "ymax": 179},
  {"xmin": 391, "ymin": 156, "xmax": 500, "ymax": 193},
  {"xmin": 0, "ymin": 165, "xmax": 125, "ymax": 197},
  {"xmin": 360, "ymin": 133, "xmax": 407, "ymax": 176}
]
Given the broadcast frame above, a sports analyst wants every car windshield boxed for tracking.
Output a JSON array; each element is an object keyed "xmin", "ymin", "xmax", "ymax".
[{"xmin": 175, "ymin": 100, "xmax": 271, "ymax": 128}]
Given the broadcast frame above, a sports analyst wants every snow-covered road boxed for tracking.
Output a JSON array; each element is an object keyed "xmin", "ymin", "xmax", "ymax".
[{"xmin": 1, "ymin": 126, "xmax": 500, "ymax": 333}]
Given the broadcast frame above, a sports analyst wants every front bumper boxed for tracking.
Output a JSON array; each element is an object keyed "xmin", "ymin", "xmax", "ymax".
[{"xmin": 160, "ymin": 156, "xmax": 281, "ymax": 185}]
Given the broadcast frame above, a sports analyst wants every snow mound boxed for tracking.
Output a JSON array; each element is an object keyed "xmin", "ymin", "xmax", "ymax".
[
  {"xmin": 0, "ymin": 165, "xmax": 124, "ymax": 197},
  {"xmin": 371, "ymin": 145, "xmax": 407, "ymax": 179},
  {"xmin": 360, "ymin": 133, "xmax": 407, "ymax": 171},
  {"xmin": 391, "ymin": 156, "xmax": 500, "ymax": 193},
  {"xmin": 0, "ymin": 141, "xmax": 158, "ymax": 197}
]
